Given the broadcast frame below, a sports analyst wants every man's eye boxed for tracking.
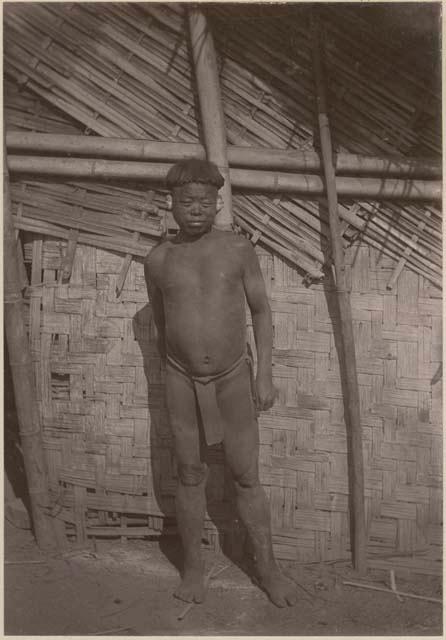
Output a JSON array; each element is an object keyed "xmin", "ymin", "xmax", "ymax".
[{"xmin": 201, "ymin": 202, "xmax": 212, "ymax": 207}]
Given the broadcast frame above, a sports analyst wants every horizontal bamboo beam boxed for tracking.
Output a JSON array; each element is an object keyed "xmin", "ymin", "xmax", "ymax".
[
  {"xmin": 6, "ymin": 132, "xmax": 442, "ymax": 179},
  {"xmin": 8, "ymin": 156, "xmax": 441, "ymax": 202}
]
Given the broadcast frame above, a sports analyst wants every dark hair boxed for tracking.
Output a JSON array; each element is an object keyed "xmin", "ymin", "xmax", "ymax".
[{"xmin": 166, "ymin": 159, "xmax": 224, "ymax": 189}]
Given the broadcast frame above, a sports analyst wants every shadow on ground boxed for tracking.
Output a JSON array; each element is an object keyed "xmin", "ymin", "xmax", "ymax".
[{"xmin": 5, "ymin": 521, "xmax": 442, "ymax": 636}]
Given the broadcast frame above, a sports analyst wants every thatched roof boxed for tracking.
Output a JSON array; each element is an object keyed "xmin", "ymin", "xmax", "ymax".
[{"xmin": 4, "ymin": 2, "xmax": 442, "ymax": 287}]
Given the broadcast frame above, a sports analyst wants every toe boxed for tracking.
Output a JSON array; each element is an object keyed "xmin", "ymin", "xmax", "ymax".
[
  {"xmin": 271, "ymin": 595, "xmax": 287, "ymax": 608},
  {"xmin": 174, "ymin": 591, "xmax": 192, "ymax": 603},
  {"xmin": 286, "ymin": 592, "xmax": 297, "ymax": 606}
]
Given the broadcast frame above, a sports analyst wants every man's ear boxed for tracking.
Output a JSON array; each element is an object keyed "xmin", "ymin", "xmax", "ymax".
[
  {"xmin": 166, "ymin": 194, "xmax": 173, "ymax": 211},
  {"xmin": 216, "ymin": 193, "xmax": 224, "ymax": 213}
]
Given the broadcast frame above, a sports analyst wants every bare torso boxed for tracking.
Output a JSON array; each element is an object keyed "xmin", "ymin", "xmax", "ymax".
[{"xmin": 146, "ymin": 229, "xmax": 249, "ymax": 376}]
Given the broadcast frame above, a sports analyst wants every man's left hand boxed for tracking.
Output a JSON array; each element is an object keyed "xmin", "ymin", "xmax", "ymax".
[{"xmin": 256, "ymin": 375, "xmax": 278, "ymax": 412}]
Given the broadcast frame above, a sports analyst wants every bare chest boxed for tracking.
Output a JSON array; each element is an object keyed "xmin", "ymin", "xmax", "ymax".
[{"xmin": 160, "ymin": 244, "xmax": 242, "ymax": 295}]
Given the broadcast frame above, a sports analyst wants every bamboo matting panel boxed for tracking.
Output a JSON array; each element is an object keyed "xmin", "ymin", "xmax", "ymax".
[
  {"xmin": 23, "ymin": 237, "xmax": 442, "ymax": 562},
  {"xmin": 5, "ymin": 3, "xmax": 442, "ymax": 287}
]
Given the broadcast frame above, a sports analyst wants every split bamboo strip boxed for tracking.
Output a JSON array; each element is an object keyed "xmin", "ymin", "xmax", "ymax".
[
  {"xmin": 4, "ymin": 67, "xmax": 122, "ymax": 137},
  {"xmin": 331, "ymin": 201, "xmax": 436, "ymax": 261},
  {"xmin": 7, "ymin": 156, "xmax": 441, "ymax": 202},
  {"xmin": 188, "ymin": 7, "xmax": 233, "ymax": 228},
  {"xmin": 311, "ymin": 12, "xmax": 366, "ymax": 574},
  {"xmin": 371, "ymin": 202, "xmax": 442, "ymax": 247},
  {"xmin": 386, "ymin": 209, "xmax": 433, "ymax": 290},
  {"xmin": 13, "ymin": 215, "xmax": 157, "ymax": 259},
  {"xmin": 236, "ymin": 197, "xmax": 325, "ymax": 264},
  {"xmin": 4, "ymin": 142, "xmax": 60, "ymax": 551},
  {"xmin": 10, "ymin": 184, "xmax": 159, "ymax": 220},
  {"xmin": 244, "ymin": 195, "xmax": 327, "ymax": 262},
  {"xmin": 10, "ymin": 192, "xmax": 161, "ymax": 239},
  {"xmin": 6, "ymin": 133, "xmax": 441, "ymax": 179},
  {"xmin": 359, "ymin": 228, "xmax": 440, "ymax": 284},
  {"xmin": 235, "ymin": 215, "xmax": 324, "ymax": 279},
  {"xmin": 236, "ymin": 204, "xmax": 324, "ymax": 271},
  {"xmin": 3, "ymin": 13, "xmax": 195, "ymax": 141},
  {"xmin": 329, "ymin": 203, "xmax": 441, "ymax": 281},
  {"xmin": 343, "ymin": 580, "xmax": 442, "ymax": 604},
  {"xmin": 353, "ymin": 205, "xmax": 441, "ymax": 269},
  {"xmin": 60, "ymin": 229, "xmax": 79, "ymax": 281}
]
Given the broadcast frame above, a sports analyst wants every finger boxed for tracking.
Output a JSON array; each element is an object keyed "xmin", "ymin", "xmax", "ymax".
[{"xmin": 267, "ymin": 392, "xmax": 278, "ymax": 409}]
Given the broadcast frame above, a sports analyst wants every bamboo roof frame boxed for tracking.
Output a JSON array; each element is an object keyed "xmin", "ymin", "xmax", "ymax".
[{"xmin": 4, "ymin": 2, "xmax": 441, "ymax": 289}]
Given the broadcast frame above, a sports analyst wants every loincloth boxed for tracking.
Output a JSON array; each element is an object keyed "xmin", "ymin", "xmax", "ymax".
[{"xmin": 166, "ymin": 349, "xmax": 256, "ymax": 447}]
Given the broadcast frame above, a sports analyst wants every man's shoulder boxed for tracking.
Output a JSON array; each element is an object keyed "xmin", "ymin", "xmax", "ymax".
[
  {"xmin": 213, "ymin": 229, "xmax": 253, "ymax": 252},
  {"xmin": 144, "ymin": 238, "xmax": 171, "ymax": 269}
]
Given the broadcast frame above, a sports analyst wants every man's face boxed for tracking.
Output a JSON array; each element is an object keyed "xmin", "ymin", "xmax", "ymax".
[{"xmin": 172, "ymin": 183, "xmax": 218, "ymax": 237}]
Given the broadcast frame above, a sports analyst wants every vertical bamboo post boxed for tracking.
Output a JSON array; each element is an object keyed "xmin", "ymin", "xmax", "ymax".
[
  {"xmin": 310, "ymin": 13, "xmax": 367, "ymax": 575},
  {"xmin": 3, "ymin": 140, "xmax": 60, "ymax": 551},
  {"xmin": 188, "ymin": 6, "xmax": 233, "ymax": 229}
]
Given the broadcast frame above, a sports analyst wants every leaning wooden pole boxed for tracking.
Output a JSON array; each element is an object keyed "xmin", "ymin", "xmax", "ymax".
[
  {"xmin": 188, "ymin": 6, "xmax": 233, "ymax": 229},
  {"xmin": 3, "ymin": 141, "xmax": 60, "ymax": 551},
  {"xmin": 310, "ymin": 14, "xmax": 367, "ymax": 575}
]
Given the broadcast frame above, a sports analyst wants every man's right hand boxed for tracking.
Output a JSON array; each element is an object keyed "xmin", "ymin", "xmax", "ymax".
[{"xmin": 256, "ymin": 375, "xmax": 278, "ymax": 412}]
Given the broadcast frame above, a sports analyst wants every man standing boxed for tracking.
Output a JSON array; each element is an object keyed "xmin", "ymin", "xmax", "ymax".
[{"xmin": 144, "ymin": 159, "xmax": 296, "ymax": 607}]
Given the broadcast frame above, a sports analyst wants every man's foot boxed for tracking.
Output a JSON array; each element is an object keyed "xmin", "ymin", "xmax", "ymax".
[
  {"xmin": 259, "ymin": 567, "xmax": 297, "ymax": 607},
  {"xmin": 174, "ymin": 566, "xmax": 206, "ymax": 603}
]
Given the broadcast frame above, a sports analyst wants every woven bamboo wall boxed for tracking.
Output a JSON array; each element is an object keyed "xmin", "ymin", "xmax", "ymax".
[{"xmin": 23, "ymin": 234, "xmax": 442, "ymax": 563}]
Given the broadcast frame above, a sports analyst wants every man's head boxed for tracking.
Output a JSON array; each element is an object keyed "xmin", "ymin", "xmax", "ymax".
[{"xmin": 166, "ymin": 159, "xmax": 224, "ymax": 237}]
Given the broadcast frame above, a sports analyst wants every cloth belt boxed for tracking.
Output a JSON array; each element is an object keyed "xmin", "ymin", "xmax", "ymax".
[{"xmin": 166, "ymin": 351, "xmax": 251, "ymax": 446}]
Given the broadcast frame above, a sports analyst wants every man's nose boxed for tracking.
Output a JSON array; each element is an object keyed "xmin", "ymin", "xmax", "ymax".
[{"xmin": 190, "ymin": 202, "xmax": 201, "ymax": 215}]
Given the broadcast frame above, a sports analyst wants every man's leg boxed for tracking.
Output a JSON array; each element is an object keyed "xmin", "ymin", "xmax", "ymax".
[
  {"xmin": 175, "ymin": 462, "xmax": 208, "ymax": 603},
  {"xmin": 166, "ymin": 365, "xmax": 208, "ymax": 603},
  {"xmin": 217, "ymin": 363, "xmax": 297, "ymax": 607}
]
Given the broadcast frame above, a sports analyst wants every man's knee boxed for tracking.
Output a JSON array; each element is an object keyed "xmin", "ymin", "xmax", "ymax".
[
  {"xmin": 233, "ymin": 458, "xmax": 260, "ymax": 489},
  {"xmin": 177, "ymin": 462, "xmax": 208, "ymax": 486}
]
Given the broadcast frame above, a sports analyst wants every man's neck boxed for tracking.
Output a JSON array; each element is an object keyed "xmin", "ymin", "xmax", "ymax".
[{"xmin": 176, "ymin": 227, "xmax": 215, "ymax": 243}]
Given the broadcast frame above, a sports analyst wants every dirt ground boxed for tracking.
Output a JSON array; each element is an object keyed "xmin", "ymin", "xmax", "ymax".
[{"xmin": 4, "ymin": 520, "xmax": 442, "ymax": 637}]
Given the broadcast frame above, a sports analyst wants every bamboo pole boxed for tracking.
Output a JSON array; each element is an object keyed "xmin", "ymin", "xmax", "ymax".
[
  {"xmin": 6, "ymin": 132, "xmax": 442, "ymax": 179},
  {"xmin": 3, "ymin": 141, "xmax": 60, "ymax": 551},
  {"xmin": 188, "ymin": 7, "xmax": 233, "ymax": 228},
  {"xmin": 7, "ymin": 156, "xmax": 441, "ymax": 202},
  {"xmin": 311, "ymin": 13, "xmax": 367, "ymax": 575}
]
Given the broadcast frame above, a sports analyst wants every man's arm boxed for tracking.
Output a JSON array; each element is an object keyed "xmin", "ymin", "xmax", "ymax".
[
  {"xmin": 242, "ymin": 241, "xmax": 277, "ymax": 411},
  {"xmin": 144, "ymin": 254, "xmax": 166, "ymax": 360}
]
